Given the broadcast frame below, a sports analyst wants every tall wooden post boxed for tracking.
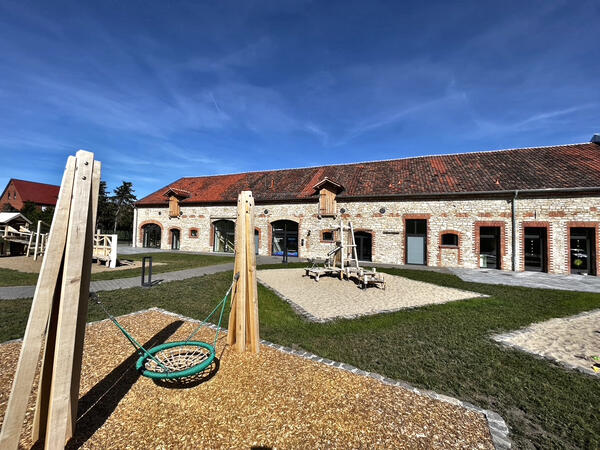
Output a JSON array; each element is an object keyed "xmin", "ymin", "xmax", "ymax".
[
  {"xmin": 0, "ymin": 150, "xmax": 101, "ymax": 450},
  {"xmin": 227, "ymin": 191, "xmax": 260, "ymax": 353}
]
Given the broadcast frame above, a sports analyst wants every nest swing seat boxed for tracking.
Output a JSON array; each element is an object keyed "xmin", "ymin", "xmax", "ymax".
[{"xmin": 92, "ymin": 273, "xmax": 239, "ymax": 381}]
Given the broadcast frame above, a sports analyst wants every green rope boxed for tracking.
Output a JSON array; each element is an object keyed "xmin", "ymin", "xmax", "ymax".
[
  {"xmin": 184, "ymin": 273, "xmax": 239, "ymax": 345},
  {"xmin": 91, "ymin": 294, "xmax": 171, "ymax": 372},
  {"xmin": 90, "ymin": 272, "xmax": 240, "ymax": 373}
]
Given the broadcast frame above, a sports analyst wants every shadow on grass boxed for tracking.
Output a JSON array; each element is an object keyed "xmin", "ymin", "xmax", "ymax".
[{"xmin": 64, "ymin": 320, "xmax": 184, "ymax": 449}]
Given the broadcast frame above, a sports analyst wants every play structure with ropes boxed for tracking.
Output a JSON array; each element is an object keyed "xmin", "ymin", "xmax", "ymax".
[
  {"xmin": 91, "ymin": 272, "xmax": 239, "ymax": 380},
  {"xmin": 0, "ymin": 148, "xmax": 260, "ymax": 449}
]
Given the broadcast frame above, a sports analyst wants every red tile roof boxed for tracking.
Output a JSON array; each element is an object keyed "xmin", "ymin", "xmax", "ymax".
[
  {"xmin": 11, "ymin": 179, "xmax": 60, "ymax": 206},
  {"xmin": 136, "ymin": 142, "xmax": 600, "ymax": 206}
]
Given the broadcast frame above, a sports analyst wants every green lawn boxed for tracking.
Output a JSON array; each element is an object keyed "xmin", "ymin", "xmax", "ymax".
[
  {"xmin": 0, "ymin": 253, "xmax": 233, "ymax": 286},
  {"xmin": 1, "ymin": 268, "xmax": 599, "ymax": 448}
]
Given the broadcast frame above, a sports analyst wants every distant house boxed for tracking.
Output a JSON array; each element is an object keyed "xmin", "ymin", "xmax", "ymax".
[
  {"xmin": 0, "ymin": 212, "xmax": 32, "ymax": 230},
  {"xmin": 0, "ymin": 212, "xmax": 32, "ymax": 256},
  {"xmin": 0, "ymin": 179, "xmax": 60, "ymax": 211}
]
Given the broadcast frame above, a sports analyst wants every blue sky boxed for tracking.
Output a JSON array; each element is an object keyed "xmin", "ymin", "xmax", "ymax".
[{"xmin": 1, "ymin": 1, "xmax": 599, "ymax": 199}]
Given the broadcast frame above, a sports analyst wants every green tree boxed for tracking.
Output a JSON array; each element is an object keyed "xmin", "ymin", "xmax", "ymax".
[
  {"xmin": 96, "ymin": 180, "xmax": 115, "ymax": 232},
  {"xmin": 19, "ymin": 202, "xmax": 54, "ymax": 230},
  {"xmin": 2, "ymin": 203, "xmax": 17, "ymax": 212},
  {"xmin": 112, "ymin": 181, "xmax": 136, "ymax": 233}
]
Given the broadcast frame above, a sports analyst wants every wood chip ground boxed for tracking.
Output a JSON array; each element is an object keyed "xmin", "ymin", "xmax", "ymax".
[{"xmin": 0, "ymin": 310, "xmax": 494, "ymax": 449}]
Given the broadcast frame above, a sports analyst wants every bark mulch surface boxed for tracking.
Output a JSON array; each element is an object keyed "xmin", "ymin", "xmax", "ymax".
[{"xmin": 0, "ymin": 310, "xmax": 494, "ymax": 449}]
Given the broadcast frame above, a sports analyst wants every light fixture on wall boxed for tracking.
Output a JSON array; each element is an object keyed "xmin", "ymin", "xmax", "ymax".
[
  {"xmin": 264, "ymin": 209, "xmax": 269, "ymax": 214},
  {"xmin": 158, "ymin": 211, "xmax": 161, "ymax": 215},
  {"xmin": 379, "ymin": 207, "xmax": 386, "ymax": 214},
  {"xmin": 340, "ymin": 208, "xmax": 346, "ymax": 214},
  {"xmin": 307, "ymin": 230, "xmax": 311, "ymax": 236}
]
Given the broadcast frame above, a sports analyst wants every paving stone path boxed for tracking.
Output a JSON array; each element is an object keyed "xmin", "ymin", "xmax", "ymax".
[
  {"xmin": 0, "ymin": 263, "xmax": 234, "ymax": 300},
  {"xmin": 451, "ymin": 267, "xmax": 600, "ymax": 293}
]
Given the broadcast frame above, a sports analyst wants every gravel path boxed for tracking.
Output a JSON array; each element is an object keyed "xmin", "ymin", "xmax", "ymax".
[
  {"xmin": 0, "ymin": 310, "xmax": 495, "ymax": 448},
  {"xmin": 494, "ymin": 309, "xmax": 600, "ymax": 376},
  {"xmin": 257, "ymin": 268, "xmax": 485, "ymax": 321}
]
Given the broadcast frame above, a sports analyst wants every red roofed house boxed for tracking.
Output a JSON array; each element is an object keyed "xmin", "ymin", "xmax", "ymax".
[
  {"xmin": 134, "ymin": 134, "xmax": 600, "ymax": 276},
  {"xmin": 0, "ymin": 179, "xmax": 60, "ymax": 212}
]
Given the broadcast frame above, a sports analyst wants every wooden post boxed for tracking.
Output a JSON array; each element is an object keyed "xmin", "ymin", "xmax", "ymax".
[
  {"xmin": 0, "ymin": 151, "xmax": 101, "ymax": 450},
  {"xmin": 33, "ymin": 220, "xmax": 42, "ymax": 260},
  {"xmin": 0, "ymin": 156, "xmax": 77, "ymax": 450},
  {"xmin": 26, "ymin": 229, "xmax": 34, "ymax": 257},
  {"xmin": 227, "ymin": 191, "xmax": 260, "ymax": 353}
]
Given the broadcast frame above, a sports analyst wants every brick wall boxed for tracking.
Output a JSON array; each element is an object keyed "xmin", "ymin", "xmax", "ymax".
[
  {"xmin": 134, "ymin": 194, "xmax": 600, "ymax": 275},
  {"xmin": 0, "ymin": 181, "xmax": 24, "ymax": 211}
]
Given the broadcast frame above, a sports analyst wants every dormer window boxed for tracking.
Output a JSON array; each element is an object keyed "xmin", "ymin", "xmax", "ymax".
[
  {"xmin": 313, "ymin": 177, "xmax": 344, "ymax": 218},
  {"xmin": 319, "ymin": 188, "xmax": 337, "ymax": 216},
  {"xmin": 163, "ymin": 187, "xmax": 191, "ymax": 219},
  {"xmin": 169, "ymin": 196, "xmax": 180, "ymax": 218}
]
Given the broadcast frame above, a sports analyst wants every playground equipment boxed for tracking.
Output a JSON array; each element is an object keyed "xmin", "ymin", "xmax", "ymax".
[
  {"xmin": 0, "ymin": 151, "xmax": 101, "ymax": 449},
  {"xmin": 92, "ymin": 232, "xmax": 119, "ymax": 268},
  {"xmin": 228, "ymin": 191, "xmax": 260, "ymax": 353},
  {"xmin": 91, "ymin": 273, "xmax": 238, "ymax": 380},
  {"xmin": 0, "ymin": 220, "xmax": 49, "ymax": 259},
  {"xmin": 305, "ymin": 220, "xmax": 386, "ymax": 289},
  {"xmin": 95, "ymin": 190, "xmax": 259, "ymax": 379}
]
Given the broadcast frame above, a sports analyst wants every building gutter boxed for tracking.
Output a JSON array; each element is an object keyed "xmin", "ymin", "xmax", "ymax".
[
  {"xmin": 133, "ymin": 186, "xmax": 600, "ymax": 207},
  {"xmin": 338, "ymin": 186, "xmax": 600, "ymax": 201},
  {"xmin": 512, "ymin": 190, "xmax": 518, "ymax": 272}
]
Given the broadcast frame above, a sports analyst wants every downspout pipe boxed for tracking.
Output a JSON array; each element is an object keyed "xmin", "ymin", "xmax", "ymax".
[{"xmin": 512, "ymin": 190, "xmax": 518, "ymax": 271}]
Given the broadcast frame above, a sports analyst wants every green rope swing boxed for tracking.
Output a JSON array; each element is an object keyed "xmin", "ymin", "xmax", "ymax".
[{"xmin": 92, "ymin": 273, "xmax": 239, "ymax": 381}]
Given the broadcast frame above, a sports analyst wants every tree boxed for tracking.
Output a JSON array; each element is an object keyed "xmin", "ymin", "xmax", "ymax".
[
  {"xmin": 20, "ymin": 202, "xmax": 54, "ymax": 229},
  {"xmin": 112, "ymin": 181, "xmax": 136, "ymax": 233},
  {"xmin": 96, "ymin": 180, "xmax": 115, "ymax": 232},
  {"xmin": 2, "ymin": 203, "xmax": 17, "ymax": 212}
]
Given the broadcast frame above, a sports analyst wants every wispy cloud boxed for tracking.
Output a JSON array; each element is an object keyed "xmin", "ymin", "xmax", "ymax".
[{"xmin": 0, "ymin": 0, "xmax": 598, "ymax": 196}]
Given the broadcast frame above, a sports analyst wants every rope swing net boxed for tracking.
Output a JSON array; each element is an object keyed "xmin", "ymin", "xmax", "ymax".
[{"xmin": 92, "ymin": 273, "xmax": 239, "ymax": 381}]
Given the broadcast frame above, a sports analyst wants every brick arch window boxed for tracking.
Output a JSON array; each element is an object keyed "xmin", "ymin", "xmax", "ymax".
[{"xmin": 440, "ymin": 232, "xmax": 459, "ymax": 247}]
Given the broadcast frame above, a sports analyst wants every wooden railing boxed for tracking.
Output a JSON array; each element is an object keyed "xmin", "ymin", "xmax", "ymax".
[{"xmin": 93, "ymin": 233, "xmax": 118, "ymax": 268}]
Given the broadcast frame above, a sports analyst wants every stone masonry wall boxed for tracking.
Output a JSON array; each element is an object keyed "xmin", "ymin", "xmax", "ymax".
[{"xmin": 134, "ymin": 195, "xmax": 600, "ymax": 275}]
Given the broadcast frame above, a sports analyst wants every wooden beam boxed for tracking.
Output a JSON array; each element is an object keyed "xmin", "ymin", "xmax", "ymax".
[
  {"xmin": 244, "ymin": 192, "xmax": 260, "ymax": 353},
  {"xmin": 0, "ymin": 156, "xmax": 76, "ymax": 450},
  {"xmin": 227, "ymin": 191, "xmax": 260, "ymax": 353},
  {"xmin": 45, "ymin": 150, "xmax": 95, "ymax": 448},
  {"xmin": 67, "ymin": 159, "xmax": 101, "ymax": 437},
  {"xmin": 33, "ymin": 220, "xmax": 42, "ymax": 260}
]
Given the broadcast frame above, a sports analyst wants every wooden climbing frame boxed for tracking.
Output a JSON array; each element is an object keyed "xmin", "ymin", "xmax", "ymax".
[{"xmin": 0, "ymin": 150, "xmax": 101, "ymax": 449}]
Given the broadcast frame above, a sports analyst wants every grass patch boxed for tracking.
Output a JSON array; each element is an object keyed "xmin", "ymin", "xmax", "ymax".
[
  {"xmin": 0, "ymin": 253, "xmax": 233, "ymax": 286},
  {"xmin": 0, "ymin": 268, "xmax": 38, "ymax": 287},
  {"xmin": 1, "ymin": 268, "xmax": 599, "ymax": 448}
]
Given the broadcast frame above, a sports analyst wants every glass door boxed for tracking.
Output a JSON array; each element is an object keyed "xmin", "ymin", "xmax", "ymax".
[
  {"xmin": 405, "ymin": 219, "xmax": 427, "ymax": 265},
  {"xmin": 271, "ymin": 220, "xmax": 299, "ymax": 256},
  {"xmin": 480, "ymin": 226, "xmax": 500, "ymax": 269},
  {"xmin": 171, "ymin": 229, "xmax": 180, "ymax": 250},
  {"xmin": 570, "ymin": 227, "xmax": 596, "ymax": 275},
  {"xmin": 524, "ymin": 227, "xmax": 547, "ymax": 272},
  {"xmin": 353, "ymin": 231, "xmax": 372, "ymax": 261}
]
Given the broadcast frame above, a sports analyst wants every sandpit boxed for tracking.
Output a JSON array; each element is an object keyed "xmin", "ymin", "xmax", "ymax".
[
  {"xmin": 0, "ymin": 255, "xmax": 161, "ymax": 274},
  {"xmin": 257, "ymin": 268, "xmax": 485, "ymax": 321},
  {"xmin": 494, "ymin": 309, "xmax": 600, "ymax": 376},
  {"xmin": 0, "ymin": 310, "xmax": 495, "ymax": 448}
]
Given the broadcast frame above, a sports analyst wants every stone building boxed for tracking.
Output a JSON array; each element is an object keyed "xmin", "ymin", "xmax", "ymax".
[{"xmin": 134, "ymin": 135, "xmax": 600, "ymax": 276}]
